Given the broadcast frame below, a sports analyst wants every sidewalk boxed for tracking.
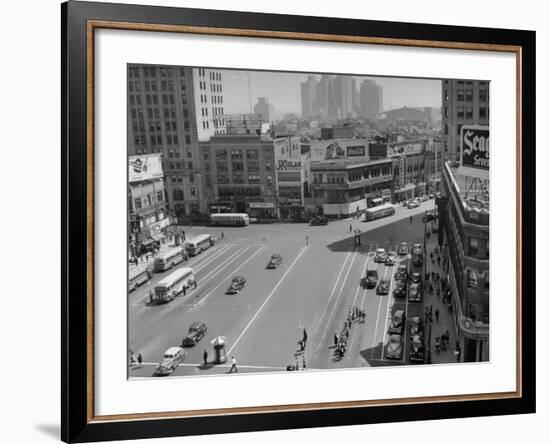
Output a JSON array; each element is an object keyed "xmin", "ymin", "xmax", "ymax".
[{"xmin": 422, "ymin": 226, "xmax": 459, "ymax": 364}]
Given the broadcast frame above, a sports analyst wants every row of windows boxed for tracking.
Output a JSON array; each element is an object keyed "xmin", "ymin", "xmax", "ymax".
[
  {"xmin": 133, "ymin": 191, "xmax": 164, "ymax": 211},
  {"xmin": 444, "ymin": 88, "xmax": 489, "ymax": 103},
  {"xmin": 209, "ymin": 72, "xmax": 222, "ymax": 81}
]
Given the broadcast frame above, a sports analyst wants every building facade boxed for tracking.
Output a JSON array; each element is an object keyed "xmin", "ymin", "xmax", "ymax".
[
  {"xmin": 437, "ymin": 162, "xmax": 489, "ymax": 362},
  {"xmin": 253, "ymin": 97, "xmax": 274, "ymax": 122},
  {"xmin": 127, "ymin": 64, "xmax": 226, "ymax": 218},
  {"xmin": 128, "ymin": 154, "xmax": 170, "ymax": 255},
  {"xmin": 300, "ymin": 75, "xmax": 318, "ymax": 119},
  {"xmin": 387, "ymin": 139, "xmax": 428, "ymax": 201},
  {"xmin": 200, "ymin": 135, "xmax": 277, "ymax": 217},
  {"xmin": 442, "ymin": 79, "xmax": 489, "ymax": 160},
  {"xmin": 274, "ymin": 136, "xmax": 306, "ymax": 219}
]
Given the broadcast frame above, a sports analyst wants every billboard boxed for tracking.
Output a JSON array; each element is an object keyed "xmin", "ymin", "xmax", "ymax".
[
  {"xmin": 310, "ymin": 139, "xmax": 369, "ymax": 162},
  {"xmin": 129, "ymin": 154, "xmax": 164, "ymax": 183},
  {"xmin": 346, "ymin": 145, "xmax": 366, "ymax": 157},
  {"xmin": 458, "ymin": 125, "xmax": 489, "ymax": 179},
  {"xmin": 368, "ymin": 143, "xmax": 387, "ymax": 159}
]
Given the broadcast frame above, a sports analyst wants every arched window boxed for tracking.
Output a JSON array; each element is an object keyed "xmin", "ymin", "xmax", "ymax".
[{"xmin": 173, "ymin": 188, "xmax": 184, "ymax": 201}]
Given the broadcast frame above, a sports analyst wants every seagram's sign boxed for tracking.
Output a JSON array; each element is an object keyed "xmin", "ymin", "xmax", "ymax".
[{"xmin": 460, "ymin": 126, "xmax": 489, "ymax": 170}]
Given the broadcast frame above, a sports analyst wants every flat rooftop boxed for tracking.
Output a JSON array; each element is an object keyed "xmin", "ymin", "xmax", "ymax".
[{"xmin": 446, "ymin": 162, "xmax": 489, "ymax": 214}]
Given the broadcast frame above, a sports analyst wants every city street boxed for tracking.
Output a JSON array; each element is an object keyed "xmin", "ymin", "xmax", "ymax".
[{"xmin": 128, "ymin": 199, "xmax": 457, "ymax": 378}]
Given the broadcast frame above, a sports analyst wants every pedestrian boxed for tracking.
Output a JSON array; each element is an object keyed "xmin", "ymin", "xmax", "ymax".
[
  {"xmin": 334, "ymin": 333, "xmax": 339, "ymax": 347},
  {"xmin": 349, "ymin": 224, "xmax": 352, "ymax": 233},
  {"xmin": 437, "ymin": 256, "xmax": 441, "ymax": 266},
  {"xmin": 194, "ymin": 279, "xmax": 198, "ymax": 289},
  {"xmin": 430, "ymin": 305, "xmax": 433, "ymax": 315},
  {"xmin": 444, "ymin": 330, "xmax": 450, "ymax": 346},
  {"xmin": 203, "ymin": 349, "xmax": 208, "ymax": 367},
  {"xmin": 229, "ymin": 356, "xmax": 238, "ymax": 373},
  {"xmin": 305, "ymin": 235, "xmax": 309, "ymax": 246},
  {"xmin": 299, "ymin": 339, "xmax": 305, "ymax": 351},
  {"xmin": 435, "ymin": 307, "xmax": 440, "ymax": 322},
  {"xmin": 221, "ymin": 231, "xmax": 224, "ymax": 239},
  {"xmin": 362, "ymin": 310, "xmax": 366, "ymax": 323},
  {"xmin": 303, "ymin": 328, "xmax": 308, "ymax": 344}
]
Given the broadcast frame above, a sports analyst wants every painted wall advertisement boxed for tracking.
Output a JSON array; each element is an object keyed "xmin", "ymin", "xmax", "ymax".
[
  {"xmin": 129, "ymin": 153, "xmax": 164, "ymax": 183},
  {"xmin": 309, "ymin": 139, "xmax": 369, "ymax": 161}
]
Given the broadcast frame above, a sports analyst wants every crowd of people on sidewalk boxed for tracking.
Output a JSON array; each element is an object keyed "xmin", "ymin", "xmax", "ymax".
[{"xmin": 333, "ymin": 306, "xmax": 365, "ymax": 360}]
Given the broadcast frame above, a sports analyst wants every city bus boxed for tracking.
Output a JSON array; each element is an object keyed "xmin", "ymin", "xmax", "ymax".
[
  {"xmin": 185, "ymin": 234, "xmax": 214, "ymax": 256},
  {"xmin": 129, "ymin": 264, "xmax": 151, "ymax": 292},
  {"xmin": 210, "ymin": 213, "xmax": 250, "ymax": 226},
  {"xmin": 364, "ymin": 203, "xmax": 396, "ymax": 221},
  {"xmin": 153, "ymin": 246, "xmax": 185, "ymax": 272},
  {"xmin": 153, "ymin": 267, "xmax": 195, "ymax": 304}
]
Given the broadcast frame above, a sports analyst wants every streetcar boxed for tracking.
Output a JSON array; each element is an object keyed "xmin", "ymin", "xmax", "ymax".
[
  {"xmin": 364, "ymin": 203, "xmax": 395, "ymax": 221},
  {"xmin": 210, "ymin": 213, "xmax": 250, "ymax": 226}
]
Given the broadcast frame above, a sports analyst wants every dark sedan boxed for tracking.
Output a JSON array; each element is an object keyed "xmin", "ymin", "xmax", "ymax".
[
  {"xmin": 267, "ymin": 253, "xmax": 283, "ymax": 269},
  {"xmin": 394, "ymin": 279, "xmax": 407, "ymax": 298},
  {"xmin": 226, "ymin": 276, "xmax": 246, "ymax": 294},
  {"xmin": 408, "ymin": 282, "xmax": 422, "ymax": 303},
  {"xmin": 376, "ymin": 278, "xmax": 390, "ymax": 295},
  {"xmin": 181, "ymin": 321, "xmax": 208, "ymax": 347},
  {"xmin": 409, "ymin": 335, "xmax": 425, "ymax": 362},
  {"xmin": 385, "ymin": 334, "xmax": 403, "ymax": 360},
  {"xmin": 397, "ymin": 242, "xmax": 409, "ymax": 256}
]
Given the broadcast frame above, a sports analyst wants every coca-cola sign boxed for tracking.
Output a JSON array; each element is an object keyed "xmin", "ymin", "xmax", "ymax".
[{"xmin": 461, "ymin": 125, "xmax": 489, "ymax": 170}]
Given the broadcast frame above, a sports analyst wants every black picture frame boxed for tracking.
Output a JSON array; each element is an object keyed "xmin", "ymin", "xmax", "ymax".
[{"xmin": 62, "ymin": 1, "xmax": 536, "ymax": 442}]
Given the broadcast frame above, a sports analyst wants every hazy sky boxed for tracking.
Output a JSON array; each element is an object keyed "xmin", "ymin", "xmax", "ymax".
[{"xmin": 219, "ymin": 69, "xmax": 442, "ymax": 117}]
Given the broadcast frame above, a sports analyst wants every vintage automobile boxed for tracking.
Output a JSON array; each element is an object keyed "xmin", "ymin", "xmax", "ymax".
[
  {"xmin": 154, "ymin": 346, "xmax": 186, "ymax": 376},
  {"xmin": 365, "ymin": 269, "xmax": 379, "ymax": 289},
  {"xmin": 397, "ymin": 242, "xmax": 409, "ymax": 256},
  {"xmin": 385, "ymin": 250, "xmax": 397, "ymax": 266},
  {"xmin": 395, "ymin": 264, "xmax": 409, "ymax": 281},
  {"xmin": 408, "ymin": 282, "xmax": 422, "ymax": 303},
  {"xmin": 394, "ymin": 279, "xmax": 407, "ymax": 298},
  {"xmin": 385, "ymin": 334, "xmax": 403, "ymax": 360},
  {"xmin": 410, "ymin": 272, "xmax": 422, "ymax": 284},
  {"xmin": 412, "ymin": 243, "xmax": 423, "ymax": 256},
  {"xmin": 374, "ymin": 248, "xmax": 387, "ymax": 263},
  {"xmin": 409, "ymin": 316, "xmax": 424, "ymax": 339},
  {"xmin": 409, "ymin": 335, "xmax": 425, "ymax": 362},
  {"xmin": 388, "ymin": 309, "xmax": 405, "ymax": 335},
  {"xmin": 376, "ymin": 278, "xmax": 391, "ymax": 295},
  {"xmin": 226, "ymin": 275, "xmax": 246, "ymax": 294},
  {"xmin": 266, "ymin": 253, "xmax": 283, "ymax": 269},
  {"xmin": 309, "ymin": 215, "xmax": 328, "ymax": 226},
  {"xmin": 181, "ymin": 321, "xmax": 208, "ymax": 347}
]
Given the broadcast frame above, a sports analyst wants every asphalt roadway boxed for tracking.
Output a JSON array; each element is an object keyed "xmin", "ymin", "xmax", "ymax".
[{"xmin": 128, "ymin": 199, "xmax": 453, "ymax": 378}]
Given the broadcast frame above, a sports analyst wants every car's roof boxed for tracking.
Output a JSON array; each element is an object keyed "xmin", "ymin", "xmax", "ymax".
[
  {"xmin": 394, "ymin": 309, "xmax": 405, "ymax": 316},
  {"xmin": 271, "ymin": 253, "xmax": 282, "ymax": 258},
  {"xmin": 390, "ymin": 334, "xmax": 402, "ymax": 340},
  {"xmin": 376, "ymin": 248, "xmax": 385, "ymax": 251},
  {"xmin": 233, "ymin": 275, "xmax": 245, "ymax": 280},
  {"xmin": 411, "ymin": 316, "xmax": 421, "ymax": 322},
  {"xmin": 189, "ymin": 321, "xmax": 205, "ymax": 329},
  {"xmin": 400, "ymin": 241, "xmax": 407, "ymax": 245},
  {"xmin": 165, "ymin": 346, "xmax": 183, "ymax": 354}
]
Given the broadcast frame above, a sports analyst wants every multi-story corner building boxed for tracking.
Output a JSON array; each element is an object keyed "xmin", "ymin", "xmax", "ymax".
[
  {"xmin": 199, "ymin": 135, "xmax": 277, "ymax": 217},
  {"xmin": 274, "ymin": 136, "xmax": 306, "ymax": 220},
  {"xmin": 387, "ymin": 139, "xmax": 428, "ymax": 201},
  {"xmin": 128, "ymin": 154, "xmax": 170, "ymax": 255},
  {"xmin": 442, "ymin": 79, "xmax": 489, "ymax": 160},
  {"xmin": 437, "ymin": 162, "xmax": 489, "ymax": 362},
  {"xmin": 127, "ymin": 64, "xmax": 226, "ymax": 218}
]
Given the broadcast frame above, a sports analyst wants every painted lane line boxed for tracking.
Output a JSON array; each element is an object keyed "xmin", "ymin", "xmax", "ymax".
[
  {"xmin": 380, "ymin": 257, "xmax": 397, "ymax": 361},
  {"xmin": 192, "ymin": 243, "xmax": 235, "ymax": 271},
  {"xmin": 314, "ymin": 251, "xmax": 353, "ymax": 332},
  {"xmin": 314, "ymin": 248, "xmax": 359, "ymax": 354},
  {"xmin": 197, "ymin": 246, "xmax": 251, "ymax": 283},
  {"xmin": 227, "ymin": 247, "xmax": 307, "ymax": 355},
  {"xmin": 189, "ymin": 246, "xmax": 265, "ymax": 308}
]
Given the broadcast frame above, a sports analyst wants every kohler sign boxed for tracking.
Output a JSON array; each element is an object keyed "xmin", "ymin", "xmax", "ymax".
[{"xmin": 459, "ymin": 125, "xmax": 489, "ymax": 179}]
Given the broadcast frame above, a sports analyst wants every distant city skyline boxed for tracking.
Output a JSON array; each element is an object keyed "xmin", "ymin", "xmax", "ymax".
[{"xmin": 220, "ymin": 69, "xmax": 443, "ymax": 118}]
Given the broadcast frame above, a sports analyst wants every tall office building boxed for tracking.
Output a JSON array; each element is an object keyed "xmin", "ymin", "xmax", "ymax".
[
  {"xmin": 300, "ymin": 75, "xmax": 318, "ymax": 119},
  {"xmin": 253, "ymin": 97, "xmax": 274, "ymax": 122},
  {"xmin": 330, "ymin": 75, "xmax": 355, "ymax": 118},
  {"xmin": 359, "ymin": 79, "xmax": 383, "ymax": 118},
  {"xmin": 127, "ymin": 64, "xmax": 226, "ymax": 217},
  {"xmin": 442, "ymin": 79, "xmax": 489, "ymax": 160},
  {"xmin": 315, "ymin": 75, "xmax": 331, "ymax": 117}
]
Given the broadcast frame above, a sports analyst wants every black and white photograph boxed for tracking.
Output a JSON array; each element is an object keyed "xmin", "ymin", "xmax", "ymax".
[{"xmin": 127, "ymin": 66, "xmax": 490, "ymax": 378}]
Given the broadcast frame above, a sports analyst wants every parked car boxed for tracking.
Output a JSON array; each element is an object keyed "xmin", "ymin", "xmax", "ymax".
[
  {"xmin": 376, "ymin": 278, "xmax": 390, "ymax": 295},
  {"xmin": 154, "ymin": 347, "xmax": 186, "ymax": 376},
  {"xmin": 395, "ymin": 264, "xmax": 408, "ymax": 281},
  {"xmin": 407, "ymin": 200, "xmax": 420, "ymax": 209},
  {"xmin": 386, "ymin": 334, "xmax": 403, "ymax": 360},
  {"xmin": 422, "ymin": 212, "xmax": 436, "ymax": 222},
  {"xmin": 409, "ymin": 335, "xmax": 425, "ymax": 362},
  {"xmin": 385, "ymin": 251, "xmax": 397, "ymax": 266},
  {"xmin": 397, "ymin": 242, "xmax": 409, "ymax": 256},
  {"xmin": 412, "ymin": 243, "xmax": 423, "ymax": 256},
  {"xmin": 310, "ymin": 215, "xmax": 328, "ymax": 226},
  {"xmin": 408, "ymin": 282, "xmax": 422, "ymax": 303},
  {"xmin": 410, "ymin": 272, "xmax": 422, "ymax": 284},
  {"xmin": 267, "ymin": 253, "xmax": 283, "ymax": 269},
  {"xmin": 181, "ymin": 322, "xmax": 208, "ymax": 347},
  {"xmin": 388, "ymin": 310, "xmax": 405, "ymax": 335},
  {"xmin": 374, "ymin": 248, "xmax": 387, "ymax": 263},
  {"xmin": 394, "ymin": 279, "xmax": 407, "ymax": 298},
  {"xmin": 365, "ymin": 269, "xmax": 379, "ymax": 289},
  {"xmin": 409, "ymin": 316, "xmax": 424, "ymax": 339},
  {"xmin": 226, "ymin": 275, "xmax": 246, "ymax": 294}
]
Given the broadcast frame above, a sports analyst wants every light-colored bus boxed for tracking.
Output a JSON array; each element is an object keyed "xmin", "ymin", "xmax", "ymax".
[
  {"xmin": 153, "ymin": 267, "xmax": 195, "ymax": 304},
  {"xmin": 210, "ymin": 213, "xmax": 250, "ymax": 226},
  {"xmin": 153, "ymin": 246, "xmax": 185, "ymax": 272},
  {"xmin": 129, "ymin": 264, "xmax": 151, "ymax": 292},
  {"xmin": 365, "ymin": 203, "xmax": 396, "ymax": 221},
  {"xmin": 186, "ymin": 234, "xmax": 214, "ymax": 256}
]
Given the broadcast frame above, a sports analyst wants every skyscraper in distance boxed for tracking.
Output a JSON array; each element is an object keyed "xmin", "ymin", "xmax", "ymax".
[
  {"xmin": 359, "ymin": 79, "xmax": 383, "ymax": 118},
  {"xmin": 300, "ymin": 75, "xmax": 318, "ymax": 119}
]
